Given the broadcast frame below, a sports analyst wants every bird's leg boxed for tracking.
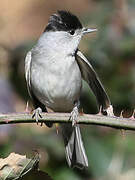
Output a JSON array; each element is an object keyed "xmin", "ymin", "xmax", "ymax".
[
  {"xmin": 70, "ymin": 101, "xmax": 80, "ymax": 126},
  {"xmin": 25, "ymin": 101, "xmax": 30, "ymax": 113},
  {"xmin": 32, "ymin": 107, "xmax": 42, "ymax": 125}
]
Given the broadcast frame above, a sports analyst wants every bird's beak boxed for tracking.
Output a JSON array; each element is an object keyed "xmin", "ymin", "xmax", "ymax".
[{"xmin": 82, "ymin": 28, "xmax": 97, "ymax": 35}]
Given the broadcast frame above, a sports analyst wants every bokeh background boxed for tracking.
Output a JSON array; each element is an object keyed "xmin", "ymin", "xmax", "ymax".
[{"xmin": 0, "ymin": 0, "xmax": 135, "ymax": 179}]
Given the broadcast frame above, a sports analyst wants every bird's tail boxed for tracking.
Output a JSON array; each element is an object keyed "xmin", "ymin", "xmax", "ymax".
[{"xmin": 61, "ymin": 123, "xmax": 88, "ymax": 169}]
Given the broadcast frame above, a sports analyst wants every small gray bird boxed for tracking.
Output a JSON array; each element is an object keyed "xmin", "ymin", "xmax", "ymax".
[{"xmin": 25, "ymin": 10, "xmax": 112, "ymax": 169}]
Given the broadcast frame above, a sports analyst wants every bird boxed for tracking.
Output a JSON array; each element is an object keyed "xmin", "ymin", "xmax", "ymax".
[{"xmin": 25, "ymin": 10, "xmax": 112, "ymax": 169}]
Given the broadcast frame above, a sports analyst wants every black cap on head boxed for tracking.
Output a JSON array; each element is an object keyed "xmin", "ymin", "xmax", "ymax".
[{"xmin": 45, "ymin": 10, "xmax": 82, "ymax": 32}]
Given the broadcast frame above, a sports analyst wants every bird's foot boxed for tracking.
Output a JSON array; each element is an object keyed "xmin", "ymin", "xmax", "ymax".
[
  {"xmin": 32, "ymin": 107, "xmax": 42, "ymax": 125},
  {"xmin": 106, "ymin": 105, "xmax": 114, "ymax": 116},
  {"xmin": 101, "ymin": 105, "xmax": 114, "ymax": 116},
  {"xmin": 70, "ymin": 105, "xmax": 79, "ymax": 126}
]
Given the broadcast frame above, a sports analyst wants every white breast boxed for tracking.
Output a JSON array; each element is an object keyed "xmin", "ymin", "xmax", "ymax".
[{"xmin": 30, "ymin": 53, "xmax": 82, "ymax": 112}]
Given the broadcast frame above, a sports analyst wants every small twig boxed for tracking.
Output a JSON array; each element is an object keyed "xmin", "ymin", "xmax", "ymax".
[{"xmin": 0, "ymin": 112, "xmax": 135, "ymax": 131}]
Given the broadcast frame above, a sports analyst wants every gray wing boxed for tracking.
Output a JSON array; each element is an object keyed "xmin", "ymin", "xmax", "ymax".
[
  {"xmin": 76, "ymin": 50, "xmax": 111, "ymax": 111},
  {"xmin": 25, "ymin": 51, "xmax": 53, "ymax": 127},
  {"xmin": 25, "ymin": 50, "xmax": 47, "ymax": 112},
  {"xmin": 25, "ymin": 51, "xmax": 32, "ymax": 97}
]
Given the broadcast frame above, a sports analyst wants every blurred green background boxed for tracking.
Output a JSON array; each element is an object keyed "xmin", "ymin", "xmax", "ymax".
[{"xmin": 0, "ymin": 0, "xmax": 135, "ymax": 179}]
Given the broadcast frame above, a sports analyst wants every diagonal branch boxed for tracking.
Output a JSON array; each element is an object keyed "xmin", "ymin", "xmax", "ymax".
[{"xmin": 0, "ymin": 112, "xmax": 135, "ymax": 131}]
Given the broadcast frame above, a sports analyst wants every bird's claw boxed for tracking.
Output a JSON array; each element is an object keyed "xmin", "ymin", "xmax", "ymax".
[
  {"xmin": 70, "ymin": 106, "xmax": 79, "ymax": 126},
  {"xmin": 106, "ymin": 105, "xmax": 114, "ymax": 116},
  {"xmin": 32, "ymin": 107, "xmax": 42, "ymax": 125}
]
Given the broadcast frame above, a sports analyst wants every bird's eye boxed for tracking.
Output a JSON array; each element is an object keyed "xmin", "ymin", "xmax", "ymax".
[{"xmin": 69, "ymin": 30, "xmax": 75, "ymax": 35}]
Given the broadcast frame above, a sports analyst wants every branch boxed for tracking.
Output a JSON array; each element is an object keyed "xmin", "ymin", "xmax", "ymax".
[{"xmin": 0, "ymin": 112, "xmax": 135, "ymax": 131}]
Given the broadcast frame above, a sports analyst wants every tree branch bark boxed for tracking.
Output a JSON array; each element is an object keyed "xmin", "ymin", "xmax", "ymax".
[{"xmin": 0, "ymin": 112, "xmax": 135, "ymax": 131}]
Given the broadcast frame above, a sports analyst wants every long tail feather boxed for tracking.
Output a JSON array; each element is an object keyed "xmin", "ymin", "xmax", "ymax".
[{"xmin": 61, "ymin": 123, "xmax": 88, "ymax": 169}]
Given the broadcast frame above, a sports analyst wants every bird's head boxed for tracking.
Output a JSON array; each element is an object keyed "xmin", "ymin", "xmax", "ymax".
[{"xmin": 43, "ymin": 10, "xmax": 97, "ymax": 54}]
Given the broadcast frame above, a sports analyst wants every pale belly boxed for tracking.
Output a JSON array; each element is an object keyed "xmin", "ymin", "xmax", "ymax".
[{"xmin": 30, "ymin": 56, "xmax": 82, "ymax": 112}]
